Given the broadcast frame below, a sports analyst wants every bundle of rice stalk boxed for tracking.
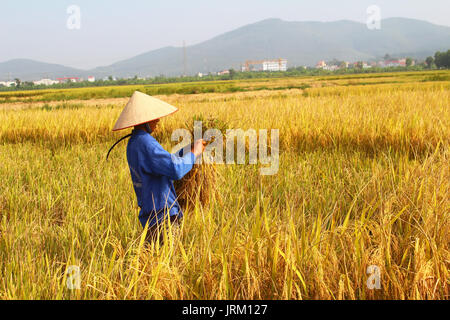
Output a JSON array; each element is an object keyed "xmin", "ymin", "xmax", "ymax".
[
  {"xmin": 174, "ymin": 116, "xmax": 226, "ymax": 210},
  {"xmin": 174, "ymin": 158, "xmax": 217, "ymax": 210}
]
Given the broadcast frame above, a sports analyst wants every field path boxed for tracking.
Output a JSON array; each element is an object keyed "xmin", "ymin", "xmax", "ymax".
[
  {"xmin": 0, "ymin": 89, "xmax": 305, "ymax": 110},
  {"xmin": 0, "ymin": 97, "xmax": 130, "ymax": 110}
]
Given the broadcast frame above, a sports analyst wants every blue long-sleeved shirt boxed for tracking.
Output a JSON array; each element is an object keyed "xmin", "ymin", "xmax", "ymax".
[{"xmin": 126, "ymin": 129, "xmax": 195, "ymax": 228}]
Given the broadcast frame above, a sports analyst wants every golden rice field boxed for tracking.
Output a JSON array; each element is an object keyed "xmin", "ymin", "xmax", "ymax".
[{"xmin": 0, "ymin": 71, "xmax": 449, "ymax": 299}]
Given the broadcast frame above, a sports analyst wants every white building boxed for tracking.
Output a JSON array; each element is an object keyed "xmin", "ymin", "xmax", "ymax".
[
  {"xmin": 315, "ymin": 60, "xmax": 327, "ymax": 69},
  {"xmin": 262, "ymin": 59, "xmax": 287, "ymax": 71},
  {"xmin": 323, "ymin": 65, "xmax": 339, "ymax": 71},
  {"xmin": 88, "ymin": 76, "xmax": 96, "ymax": 82},
  {"xmin": 0, "ymin": 81, "xmax": 16, "ymax": 87},
  {"xmin": 33, "ymin": 78, "xmax": 59, "ymax": 86},
  {"xmin": 217, "ymin": 70, "xmax": 230, "ymax": 75},
  {"xmin": 56, "ymin": 77, "xmax": 80, "ymax": 83},
  {"xmin": 242, "ymin": 59, "xmax": 288, "ymax": 72}
]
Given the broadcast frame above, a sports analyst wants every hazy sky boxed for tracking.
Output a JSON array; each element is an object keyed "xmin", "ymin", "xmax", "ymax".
[{"xmin": 1, "ymin": 0, "xmax": 449, "ymax": 69}]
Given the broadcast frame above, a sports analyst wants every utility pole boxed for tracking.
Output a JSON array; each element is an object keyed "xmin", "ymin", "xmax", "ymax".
[{"xmin": 183, "ymin": 40, "xmax": 187, "ymax": 77}]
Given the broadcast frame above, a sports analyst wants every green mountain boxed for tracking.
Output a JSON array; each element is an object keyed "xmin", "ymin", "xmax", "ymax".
[
  {"xmin": 91, "ymin": 17, "xmax": 450, "ymax": 77},
  {"xmin": 1, "ymin": 17, "xmax": 450, "ymax": 81}
]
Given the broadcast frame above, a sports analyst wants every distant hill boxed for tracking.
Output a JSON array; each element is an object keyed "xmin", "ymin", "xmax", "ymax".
[
  {"xmin": 1, "ymin": 17, "xmax": 450, "ymax": 81},
  {"xmin": 91, "ymin": 17, "xmax": 450, "ymax": 78},
  {"xmin": 0, "ymin": 59, "xmax": 86, "ymax": 82}
]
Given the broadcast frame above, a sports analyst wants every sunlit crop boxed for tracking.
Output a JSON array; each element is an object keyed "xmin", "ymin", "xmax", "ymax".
[{"xmin": 0, "ymin": 71, "xmax": 448, "ymax": 299}]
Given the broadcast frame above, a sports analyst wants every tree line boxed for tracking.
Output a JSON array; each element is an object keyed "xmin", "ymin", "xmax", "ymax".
[
  {"xmin": 426, "ymin": 50, "xmax": 450, "ymax": 69},
  {"xmin": 2, "ymin": 49, "xmax": 449, "ymax": 92}
]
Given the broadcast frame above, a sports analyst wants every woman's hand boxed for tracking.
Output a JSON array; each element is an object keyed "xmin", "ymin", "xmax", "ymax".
[{"xmin": 192, "ymin": 139, "xmax": 207, "ymax": 157}]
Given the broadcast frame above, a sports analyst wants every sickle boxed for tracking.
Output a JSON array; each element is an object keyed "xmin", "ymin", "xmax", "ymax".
[
  {"xmin": 106, "ymin": 124, "xmax": 153, "ymax": 160},
  {"xmin": 106, "ymin": 134, "xmax": 132, "ymax": 160}
]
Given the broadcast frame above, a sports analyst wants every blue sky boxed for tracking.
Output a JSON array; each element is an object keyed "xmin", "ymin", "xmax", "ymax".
[{"xmin": 1, "ymin": 0, "xmax": 449, "ymax": 69}]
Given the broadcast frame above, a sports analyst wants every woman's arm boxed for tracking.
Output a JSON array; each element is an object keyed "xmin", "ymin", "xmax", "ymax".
[{"xmin": 143, "ymin": 142, "xmax": 195, "ymax": 180}]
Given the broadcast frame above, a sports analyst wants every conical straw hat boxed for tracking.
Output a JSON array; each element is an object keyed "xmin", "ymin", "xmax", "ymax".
[{"xmin": 112, "ymin": 91, "xmax": 178, "ymax": 131}]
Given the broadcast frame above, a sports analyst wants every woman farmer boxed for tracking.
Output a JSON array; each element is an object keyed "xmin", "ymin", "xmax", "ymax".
[{"xmin": 109, "ymin": 91, "xmax": 206, "ymax": 243}]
